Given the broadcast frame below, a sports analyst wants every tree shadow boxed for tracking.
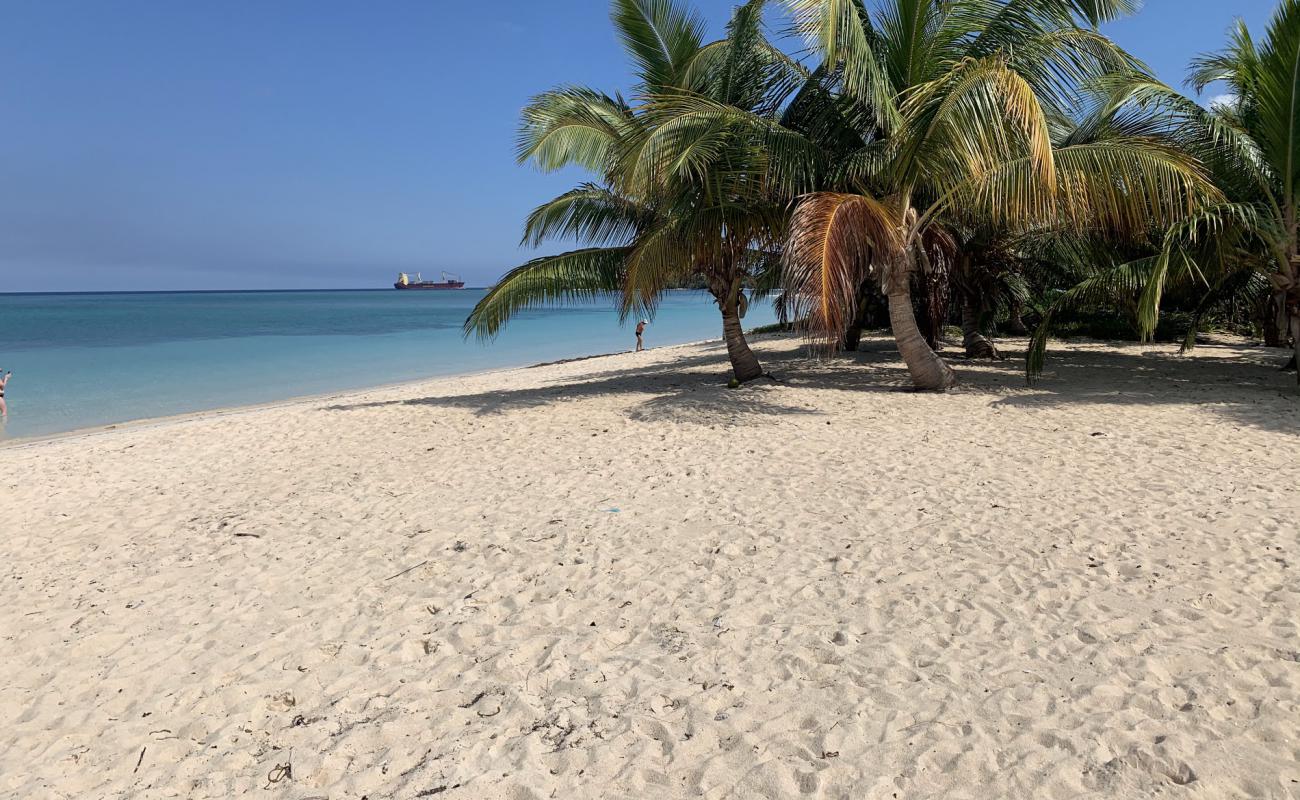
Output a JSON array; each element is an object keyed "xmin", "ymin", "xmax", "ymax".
[
  {"xmin": 322, "ymin": 338, "xmax": 833, "ymax": 423},
  {"xmin": 322, "ymin": 334, "xmax": 1297, "ymax": 434},
  {"xmin": 980, "ymin": 340, "xmax": 1299, "ymax": 435}
]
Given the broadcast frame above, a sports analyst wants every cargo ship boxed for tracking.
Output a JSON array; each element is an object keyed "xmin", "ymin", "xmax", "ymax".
[{"xmin": 394, "ymin": 271, "xmax": 465, "ymax": 290}]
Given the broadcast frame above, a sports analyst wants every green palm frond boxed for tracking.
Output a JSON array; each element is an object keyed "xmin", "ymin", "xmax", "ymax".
[
  {"xmin": 784, "ymin": 0, "xmax": 901, "ymax": 133},
  {"xmin": 517, "ymin": 87, "xmax": 635, "ymax": 172},
  {"xmin": 612, "ymin": 0, "xmax": 707, "ymax": 90},
  {"xmin": 1241, "ymin": 0, "xmax": 1300, "ymax": 207},
  {"xmin": 1181, "ymin": 268, "xmax": 1271, "ymax": 352},
  {"xmin": 1188, "ymin": 19, "xmax": 1258, "ymax": 95},
  {"xmin": 1134, "ymin": 202, "xmax": 1262, "ymax": 338},
  {"xmin": 463, "ymin": 248, "xmax": 630, "ymax": 340},
  {"xmin": 620, "ymin": 214, "xmax": 698, "ymax": 316},
  {"xmin": 521, "ymin": 184, "xmax": 650, "ymax": 248},
  {"xmin": 899, "ymin": 56, "xmax": 1057, "ymax": 200},
  {"xmin": 1064, "ymin": 0, "xmax": 1141, "ymax": 26},
  {"xmin": 630, "ymin": 93, "xmax": 824, "ymax": 197},
  {"xmin": 1027, "ymin": 255, "xmax": 1158, "ymax": 379}
]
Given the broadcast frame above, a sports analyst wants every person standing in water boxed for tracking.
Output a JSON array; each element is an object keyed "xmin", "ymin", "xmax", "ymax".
[
  {"xmin": 0, "ymin": 369, "xmax": 10, "ymax": 417},
  {"xmin": 635, "ymin": 319, "xmax": 648, "ymax": 352}
]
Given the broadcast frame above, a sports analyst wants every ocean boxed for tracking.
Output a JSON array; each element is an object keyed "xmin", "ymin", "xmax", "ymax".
[{"xmin": 0, "ymin": 289, "xmax": 777, "ymax": 441}]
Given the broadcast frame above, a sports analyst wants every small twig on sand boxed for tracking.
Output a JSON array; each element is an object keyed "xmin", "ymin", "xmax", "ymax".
[
  {"xmin": 459, "ymin": 690, "xmax": 488, "ymax": 709},
  {"xmin": 264, "ymin": 749, "xmax": 294, "ymax": 789},
  {"xmin": 385, "ymin": 560, "xmax": 429, "ymax": 581},
  {"xmin": 132, "ymin": 746, "xmax": 147, "ymax": 774}
]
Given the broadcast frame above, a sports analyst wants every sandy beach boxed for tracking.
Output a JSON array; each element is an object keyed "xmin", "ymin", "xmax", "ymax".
[{"xmin": 2, "ymin": 334, "xmax": 1298, "ymax": 799}]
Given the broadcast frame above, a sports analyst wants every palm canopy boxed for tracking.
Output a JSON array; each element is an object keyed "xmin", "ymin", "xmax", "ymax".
[
  {"xmin": 1184, "ymin": 0, "xmax": 1300, "ymax": 377},
  {"xmin": 767, "ymin": 0, "xmax": 1220, "ymax": 388},
  {"xmin": 469, "ymin": 0, "xmax": 1229, "ymax": 391},
  {"xmin": 1033, "ymin": 1, "xmax": 1300, "ymax": 380}
]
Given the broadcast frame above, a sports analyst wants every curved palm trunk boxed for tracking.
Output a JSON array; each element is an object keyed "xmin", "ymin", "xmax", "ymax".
[
  {"xmin": 715, "ymin": 282, "xmax": 763, "ymax": 382},
  {"xmin": 961, "ymin": 296, "xmax": 1000, "ymax": 359},
  {"xmin": 888, "ymin": 287, "xmax": 956, "ymax": 390}
]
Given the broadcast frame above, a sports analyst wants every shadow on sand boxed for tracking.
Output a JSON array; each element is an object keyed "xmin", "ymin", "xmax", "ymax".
[{"xmin": 322, "ymin": 335, "xmax": 1298, "ymax": 434}]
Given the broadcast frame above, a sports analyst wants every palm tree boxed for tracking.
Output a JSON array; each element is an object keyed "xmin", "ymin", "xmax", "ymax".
[
  {"xmin": 774, "ymin": 0, "xmax": 1219, "ymax": 390},
  {"xmin": 465, "ymin": 0, "xmax": 801, "ymax": 382},
  {"xmin": 1183, "ymin": 2, "xmax": 1300, "ymax": 379},
  {"xmin": 1037, "ymin": 7, "xmax": 1300, "ymax": 381}
]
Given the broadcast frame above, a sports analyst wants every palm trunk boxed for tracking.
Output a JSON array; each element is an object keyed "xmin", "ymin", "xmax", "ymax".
[
  {"xmin": 1290, "ymin": 312, "xmax": 1300, "ymax": 383},
  {"xmin": 888, "ymin": 287, "xmax": 955, "ymax": 390},
  {"xmin": 842, "ymin": 286, "xmax": 870, "ymax": 351},
  {"xmin": 843, "ymin": 321, "xmax": 864, "ymax": 351},
  {"xmin": 716, "ymin": 283, "xmax": 763, "ymax": 383},
  {"xmin": 1007, "ymin": 299, "xmax": 1029, "ymax": 336},
  {"xmin": 1263, "ymin": 292, "xmax": 1289, "ymax": 347},
  {"xmin": 911, "ymin": 278, "xmax": 941, "ymax": 350},
  {"xmin": 961, "ymin": 296, "xmax": 1000, "ymax": 359}
]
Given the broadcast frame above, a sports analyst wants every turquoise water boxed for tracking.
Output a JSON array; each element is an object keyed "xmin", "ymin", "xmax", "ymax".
[{"xmin": 0, "ymin": 289, "xmax": 776, "ymax": 441}]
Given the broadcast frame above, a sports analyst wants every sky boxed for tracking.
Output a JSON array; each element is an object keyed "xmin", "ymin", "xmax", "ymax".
[{"xmin": 0, "ymin": 0, "xmax": 1277, "ymax": 292}]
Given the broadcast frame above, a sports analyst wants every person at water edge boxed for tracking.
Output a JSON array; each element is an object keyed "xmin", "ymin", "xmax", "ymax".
[
  {"xmin": 0, "ymin": 369, "xmax": 10, "ymax": 417},
  {"xmin": 635, "ymin": 320, "xmax": 648, "ymax": 352}
]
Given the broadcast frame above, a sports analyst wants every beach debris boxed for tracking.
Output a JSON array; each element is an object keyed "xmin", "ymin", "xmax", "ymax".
[
  {"xmin": 264, "ymin": 754, "xmax": 293, "ymax": 789},
  {"xmin": 459, "ymin": 690, "xmax": 488, "ymax": 709},
  {"xmin": 125, "ymin": 600, "xmax": 144, "ymax": 609},
  {"xmin": 385, "ymin": 560, "xmax": 429, "ymax": 581},
  {"xmin": 270, "ymin": 692, "xmax": 297, "ymax": 710},
  {"xmin": 132, "ymin": 746, "xmax": 147, "ymax": 774},
  {"xmin": 233, "ymin": 532, "xmax": 261, "ymax": 538},
  {"xmin": 452, "ymin": 540, "xmax": 468, "ymax": 552}
]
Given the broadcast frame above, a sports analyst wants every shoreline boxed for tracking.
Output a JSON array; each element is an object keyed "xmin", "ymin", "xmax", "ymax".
[
  {"xmin": 4, "ymin": 330, "xmax": 1290, "ymax": 450},
  {"xmin": 0, "ymin": 337, "xmax": 725, "ymax": 450}
]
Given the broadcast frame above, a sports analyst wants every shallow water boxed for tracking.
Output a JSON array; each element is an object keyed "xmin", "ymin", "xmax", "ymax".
[{"xmin": 0, "ymin": 289, "xmax": 776, "ymax": 440}]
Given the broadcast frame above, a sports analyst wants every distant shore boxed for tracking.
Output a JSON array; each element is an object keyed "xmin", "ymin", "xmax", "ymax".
[{"xmin": 2, "ymin": 335, "xmax": 1297, "ymax": 798}]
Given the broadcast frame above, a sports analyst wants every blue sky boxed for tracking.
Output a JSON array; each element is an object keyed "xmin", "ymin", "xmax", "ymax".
[{"xmin": 0, "ymin": 0, "xmax": 1276, "ymax": 292}]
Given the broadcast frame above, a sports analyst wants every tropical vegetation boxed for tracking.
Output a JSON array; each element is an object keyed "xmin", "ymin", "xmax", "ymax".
[{"xmin": 466, "ymin": 0, "xmax": 1300, "ymax": 390}]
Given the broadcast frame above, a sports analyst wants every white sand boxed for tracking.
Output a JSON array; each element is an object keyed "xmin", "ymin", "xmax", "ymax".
[{"xmin": 2, "ymin": 334, "xmax": 1298, "ymax": 799}]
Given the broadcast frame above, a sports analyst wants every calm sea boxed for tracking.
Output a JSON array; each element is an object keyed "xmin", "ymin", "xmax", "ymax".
[{"xmin": 0, "ymin": 289, "xmax": 777, "ymax": 441}]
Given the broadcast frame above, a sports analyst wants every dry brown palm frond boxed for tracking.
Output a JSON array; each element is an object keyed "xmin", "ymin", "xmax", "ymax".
[
  {"xmin": 782, "ymin": 192, "xmax": 904, "ymax": 350},
  {"xmin": 919, "ymin": 224, "xmax": 957, "ymax": 275}
]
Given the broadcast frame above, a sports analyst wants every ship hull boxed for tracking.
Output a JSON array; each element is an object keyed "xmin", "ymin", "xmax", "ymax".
[{"xmin": 394, "ymin": 281, "xmax": 465, "ymax": 290}]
